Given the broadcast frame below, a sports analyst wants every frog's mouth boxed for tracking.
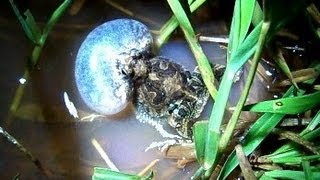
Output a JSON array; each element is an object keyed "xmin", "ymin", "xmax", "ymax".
[{"xmin": 117, "ymin": 49, "xmax": 154, "ymax": 80}]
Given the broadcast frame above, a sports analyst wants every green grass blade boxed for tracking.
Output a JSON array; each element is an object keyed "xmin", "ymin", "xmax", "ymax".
[
  {"xmin": 302, "ymin": 110, "xmax": 320, "ymax": 135},
  {"xmin": 227, "ymin": 0, "xmax": 256, "ymax": 61},
  {"xmin": 218, "ymin": 113, "xmax": 285, "ymax": 179},
  {"xmin": 193, "ymin": 121, "xmax": 208, "ymax": 166},
  {"xmin": 263, "ymin": 170, "xmax": 320, "ymax": 180},
  {"xmin": 203, "ymin": 22, "xmax": 262, "ymax": 170},
  {"xmin": 259, "ymin": 174, "xmax": 277, "ymax": 180},
  {"xmin": 229, "ymin": 22, "xmax": 262, "ymax": 69},
  {"xmin": 243, "ymin": 90, "xmax": 320, "ymax": 114},
  {"xmin": 208, "ymin": 21, "xmax": 262, "ymax": 130},
  {"xmin": 270, "ymin": 155, "xmax": 320, "ymax": 164},
  {"xmin": 24, "ymin": 10, "xmax": 41, "ymax": 43},
  {"xmin": 166, "ymin": 0, "xmax": 218, "ymax": 98},
  {"xmin": 273, "ymin": 128, "xmax": 319, "ymax": 155},
  {"xmin": 271, "ymin": 127, "xmax": 320, "ymax": 158},
  {"xmin": 188, "ymin": 0, "xmax": 194, "ymax": 5},
  {"xmin": 303, "ymin": 127, "xmax": 320, "ymax": 140},
  {"xmin": 41, "ymin": 0, "xmax": 71, "ymax": 44},
  {"xmin": 219, "ymin": 21, "xmax": 270, "ymax": 156},
  {"xmin": 8, "ymin": 0, "xmax": 39, "ymax": 44},
  {"xmin": 266, "ymin": 149, "xmax": 302, "ymax": 160},
  {"xmin": 302, "ymin": 160, "xmax": 313, "ymax": 180},
  {"xmin": 270, "ymin": 155, "xmax": 305, "ymax": 164},
  {"xmin": 158, "ymin": 0, "xmax": 206, "ymax": 46},
  {"xmin": 269, "ymin": 65, "xmax": 320, "ymax": 156},
  {"xmin": 252, "ymin": 2, "xmax": 263, "ymax": 26},
  {"xmin": 218, "ymin": 64, "xmax": 320, "ymax": 179},
  {"xmin": 191, "ymin": 167, "xmax": 206, "ymax": 179},
  {"xmin": 8, "ymin": 0, "xmax": 71, "ymax": 114},
  {"xmin": 237, "ymin": 0, "xmax": 256, "ymax": 41},
  {"xmin": 92, "ymin": 167, "xmax": 152, "ymax": 180},
  {"xmin": 29, "ymin": 0, "xmax": 71, "ymax": 66},
  {"xmin": 274, "ymin": 49, "xmax": 298, "ymax": 89},
  {"xmin": 203, "ymin": 129, "xmax": 220, "ymax": 169},
  {"xmin": 219, "ymin": 78, "xmax": 316, "ymax": 179}
]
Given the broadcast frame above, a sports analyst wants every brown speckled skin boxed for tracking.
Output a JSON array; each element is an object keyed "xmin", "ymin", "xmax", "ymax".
[{"xmin": 133, "ymin": 56, "xmax": 209, "ymax": 138}]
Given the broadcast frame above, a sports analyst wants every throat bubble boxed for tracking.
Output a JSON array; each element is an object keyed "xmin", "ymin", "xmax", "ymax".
[{"xmin": 75, "ymin": 19, "xmax": 153, "ymax": 115}]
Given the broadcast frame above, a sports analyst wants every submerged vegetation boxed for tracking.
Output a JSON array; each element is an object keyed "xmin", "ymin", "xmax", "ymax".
[{"xmin": 2, "ymin": 0, "xmax": 320, "ymax": 179}]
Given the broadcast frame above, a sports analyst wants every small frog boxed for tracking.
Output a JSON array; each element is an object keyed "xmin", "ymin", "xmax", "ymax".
[
  {"xmin": 75, "ymin": 18, "xmax": 219, "ymax": 139},
  {"xmin": 131, "ymin": 56, "xmax": 209, "ymax": 138}
]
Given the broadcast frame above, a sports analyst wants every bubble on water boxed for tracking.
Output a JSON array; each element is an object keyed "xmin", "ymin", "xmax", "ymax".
[{"xmin": 19, "ymin": 77, "xmax": 26, "ymax": 84}]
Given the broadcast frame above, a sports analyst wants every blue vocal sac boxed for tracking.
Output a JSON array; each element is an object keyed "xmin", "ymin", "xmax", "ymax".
[{"xmin": 75, "ymin": 19, "xmax": 153, "ymax": 115}]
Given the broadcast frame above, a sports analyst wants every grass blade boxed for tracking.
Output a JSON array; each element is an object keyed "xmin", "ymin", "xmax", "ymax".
[
  {"xmin": 218, "ymin": 113, "xmax": 285, "ymax": 179},
  {"xmin": 302, "ymin": 160, "xmax": 313, "ymax": 180},
  {"xmin": 270, "ymin": 127, "xmax": 320, "ymax": 158},
  {"xmin": 252, "ymin": 2, "xmax": 263, "ymax": 26},
  {"xmin": 158, "ymin": 0, "xmax": 206, "ymax": 46},
  {"xmin": 203, "ymin": 21, "xmax": 262, "ymax": 171},
  {"xmin": 243, "ymin": 91, "xmax": 320, "ymax": 114},
  {"xmin": 219, "ymin": 63, "xmax": 320, "ymax": 179},
  {"xmin": 302, "ymin": 110, "xmax": 320, "ymax": 134},
  {"xmin": 274, "ymin": 48, "xmax": 298, "ymax": 89},
  {"xmin": 193, "ymin": 121, "xmax": 208, "ymax": 166},
  {"xmin": 166, "ymin": 0, "xmax": 218, "ymax": 98},
  {"xmin": 263, "ymin": 170, "xmax": 320, "ymax": 180},
  {"xmin": 272, "ymin": 129, "xmax": 319, "ymax": 155},
  {"xmin": 219, "ymin": 21, "xmax": 270, "ymax": 157},
  {"xmin": 270, "ymin": 155, "xmax": 320, "ymax": 164},
  {"xmin": 8, "ymin": 0, "xmax": 39, "ymax": 44},
  {"xmin": 92, "ymin": 167, "xmax": 153, "ymax": 180},
  {"xmin": 227, "ymin": 0, "xmax": 256, "ymax": 61}
]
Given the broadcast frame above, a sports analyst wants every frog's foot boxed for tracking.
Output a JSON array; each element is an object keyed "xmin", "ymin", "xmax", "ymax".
[
  {"xmin": 145, "ymin": 138, "xmax": 192, "ymax": 152},
  {"xmin": 145, "ymin": 139, "xmax": 180, "ymax": 152}
]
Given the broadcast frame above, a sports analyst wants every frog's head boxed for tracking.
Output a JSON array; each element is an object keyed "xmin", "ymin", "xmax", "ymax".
[{"xmin": 117, "ymin": 48, "xmax": 152, "ymax": 81}]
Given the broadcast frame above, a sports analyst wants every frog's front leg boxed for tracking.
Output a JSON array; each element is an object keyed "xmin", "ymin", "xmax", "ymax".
[{"xmin": 167, "ymin": 97, "xmax": 198, "ymax": 138}]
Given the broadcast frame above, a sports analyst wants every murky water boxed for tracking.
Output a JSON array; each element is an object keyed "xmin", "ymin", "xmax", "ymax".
[{"xmin": 0, "ymin": 1, "xmax": 271, "ymax": 179}]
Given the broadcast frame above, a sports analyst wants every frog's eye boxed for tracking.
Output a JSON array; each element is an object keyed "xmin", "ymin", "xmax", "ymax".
[
  {"xmin": 121, "ymin": 69, "xmax": 129, "ymax": 75},
  {"xmin": 121, "ymin": 68, "xmax": 135, "ymax": 77}
]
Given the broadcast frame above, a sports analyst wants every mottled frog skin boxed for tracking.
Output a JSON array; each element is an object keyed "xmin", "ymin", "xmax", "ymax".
[{"xmin": 133, "ymin": 56, "xmax": 209, "ymax": 138}]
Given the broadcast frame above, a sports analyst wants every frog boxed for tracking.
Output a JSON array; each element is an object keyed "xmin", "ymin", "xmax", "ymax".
[
  {"xmin": 75, "ymin": 18, "xmax": 217, "ymax": 140},
  {"xmin": 125, "ymin": 56, "xmax": 209, "ymax": 139}
]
